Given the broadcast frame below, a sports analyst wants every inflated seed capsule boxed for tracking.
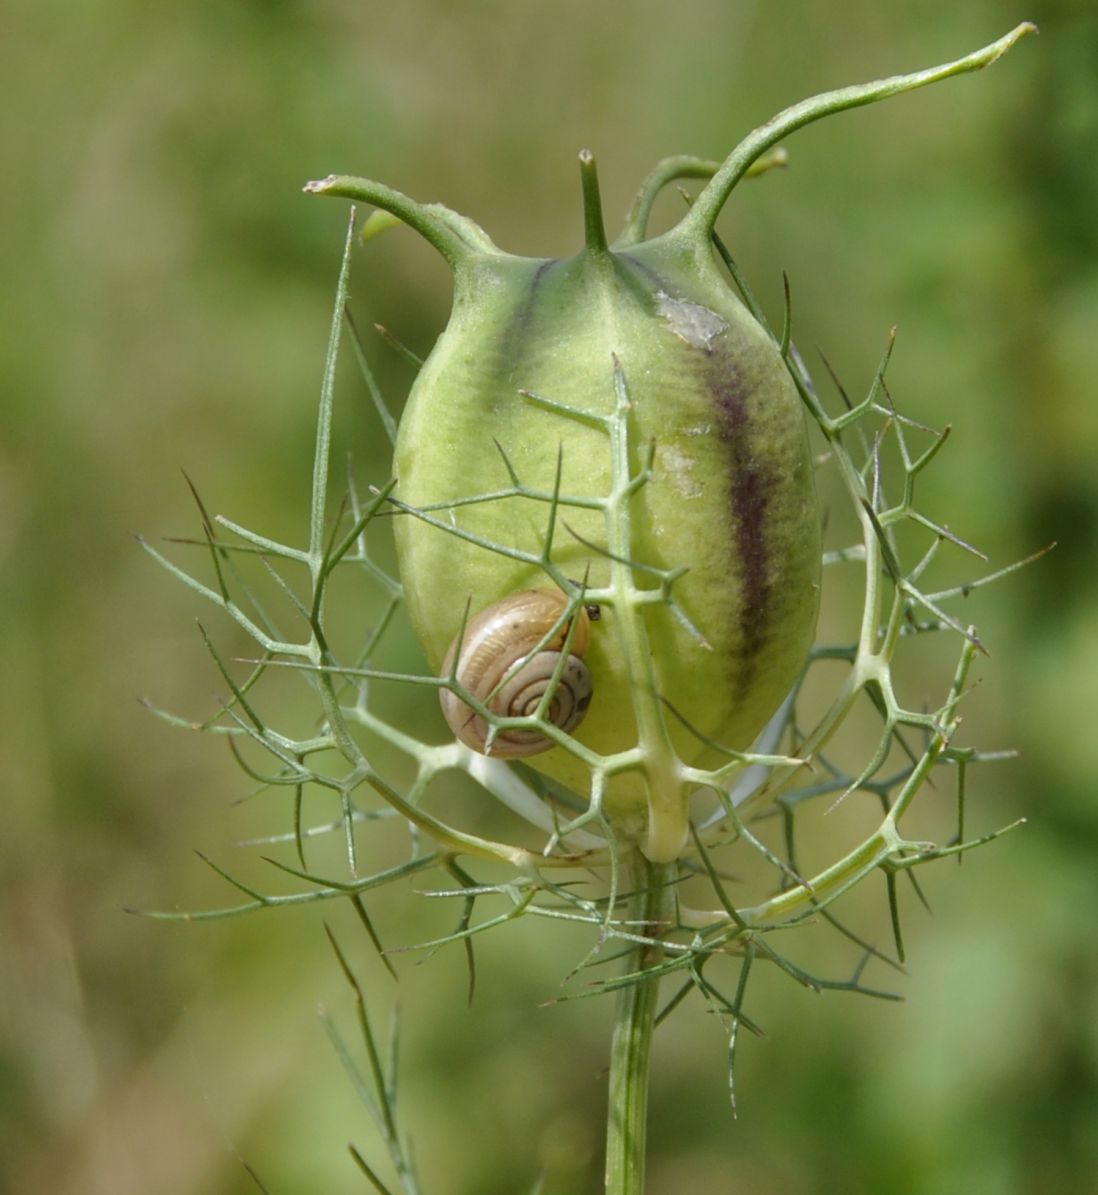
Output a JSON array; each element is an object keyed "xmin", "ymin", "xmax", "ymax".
[
  {"xmin": 305, "ymin": 22, "xmax": 1036, "ymax": 860},
  {"xmin": 386, "ymin": 161, "xmax": 817, "ymax": 827}
]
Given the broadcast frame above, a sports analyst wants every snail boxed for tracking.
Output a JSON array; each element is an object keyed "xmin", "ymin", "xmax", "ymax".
[{"xmin": 440, "ymin": 589, "xmax": 593, "ymax": 758}]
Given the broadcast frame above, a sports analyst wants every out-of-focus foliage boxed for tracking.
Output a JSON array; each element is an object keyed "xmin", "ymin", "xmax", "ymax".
[{"xmin": 1, "ymin": 2, "xmax": 1095, "ymax": 1193}]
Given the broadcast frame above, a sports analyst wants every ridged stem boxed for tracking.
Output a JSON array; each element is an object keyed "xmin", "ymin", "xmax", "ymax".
[{"xmin": 605, "ymin": 852, "xmax": 674, "ymax": 1195}]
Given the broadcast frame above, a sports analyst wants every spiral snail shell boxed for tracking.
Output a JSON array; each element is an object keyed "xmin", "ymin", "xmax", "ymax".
[{"xmin": 440, "ymin": 588, "xmax": 594, "ymax": 758}]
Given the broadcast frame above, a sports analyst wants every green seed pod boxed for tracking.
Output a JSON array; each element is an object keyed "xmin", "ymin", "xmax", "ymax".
[
  {"xmin": 306, "ymin": 23, "xmax": 1036, "ymax": 861},
  {"xmin": 397, "ymin": 163, "xmax": 819, "ymax": 789}
]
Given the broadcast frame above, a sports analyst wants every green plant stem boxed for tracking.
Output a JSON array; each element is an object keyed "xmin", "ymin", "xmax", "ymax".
[{"xmin": 605, "ymin": 851, "xmax": 674, "ymax": 1195}]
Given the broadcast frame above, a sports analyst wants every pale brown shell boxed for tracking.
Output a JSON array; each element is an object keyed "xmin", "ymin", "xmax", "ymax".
[{"xmin": 440, "ymin": 589, "xmax": 593, "ymax": 757}]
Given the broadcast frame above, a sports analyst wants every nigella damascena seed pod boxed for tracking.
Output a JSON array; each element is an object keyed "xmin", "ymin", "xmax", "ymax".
[
  {"xmin": 305, "ymin": 24, "xmax": 1037, "ymax": 859},
  {"xmin": 399, "ymin": 168, "xmax": 813, "ymax": 793},
  {"xmin": 307, "ymin": 153, "xmax": 821, "ymax": 861}
]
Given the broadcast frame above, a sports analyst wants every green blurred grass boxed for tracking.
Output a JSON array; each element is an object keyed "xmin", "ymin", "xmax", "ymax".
[{"xmin": 2, "ymin": 1, "xmax": 1096, "ymax": 1192}]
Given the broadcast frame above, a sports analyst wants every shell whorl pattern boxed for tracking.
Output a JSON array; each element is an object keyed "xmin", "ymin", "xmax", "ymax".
[{"xmin": 439, "ymin": 589, "xmax": 593, "ymax": 758}]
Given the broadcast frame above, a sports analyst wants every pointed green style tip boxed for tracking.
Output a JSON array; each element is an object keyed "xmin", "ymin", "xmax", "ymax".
[
  {"xmin": 577, "ymin": 148, "xmax": 609, "ymax": 256},
  {"xmin": 672, "ymin": 21, "xmax": 1040, "ymax": 244},
  {"xmin": 303, "ymin": 175, "xmax": 337, "ymax": 194},
  {"xmin": 994, "ymin": 21, "xmax": 1038, "ymax": 59},
  {"xmin": 299, "ymin": 173, "xmax": 487, "ymax": 265}
]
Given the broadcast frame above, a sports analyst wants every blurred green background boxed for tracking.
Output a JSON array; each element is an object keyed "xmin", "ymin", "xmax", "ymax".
[{"xmin": 3, "ymin": 1, "xmax": 1096, "ymax": 1192}]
